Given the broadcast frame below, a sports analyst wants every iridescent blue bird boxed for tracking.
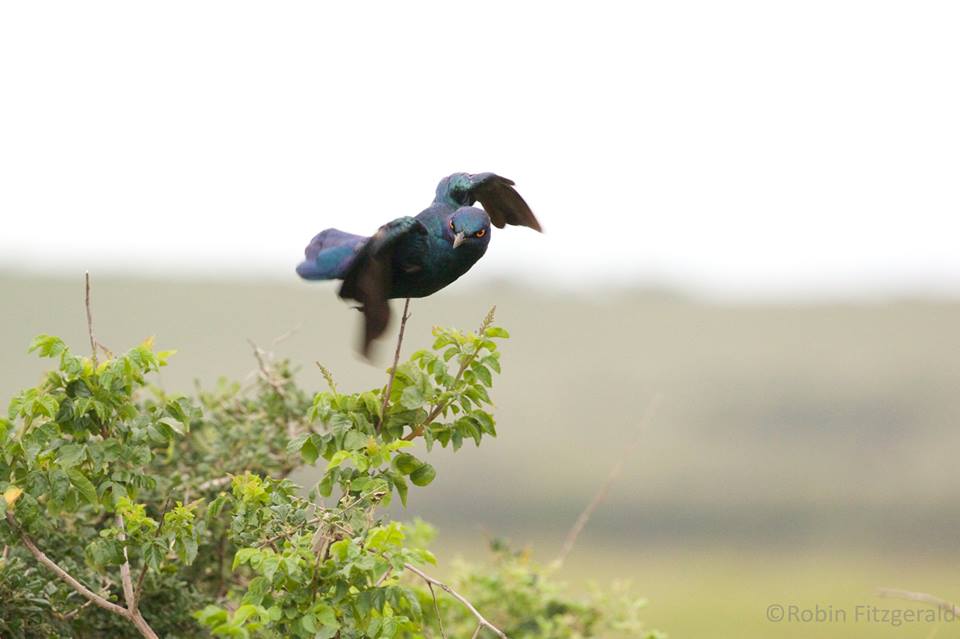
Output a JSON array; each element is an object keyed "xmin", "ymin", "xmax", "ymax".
[{"xmin": 297, "ymin": 172, "xmax": 541, "ymax": 355}]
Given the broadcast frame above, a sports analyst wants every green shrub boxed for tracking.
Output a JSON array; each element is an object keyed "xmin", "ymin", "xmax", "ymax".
[{"xmin": 1, "ymin": 310, "xmax": 660, "ymax": 638}]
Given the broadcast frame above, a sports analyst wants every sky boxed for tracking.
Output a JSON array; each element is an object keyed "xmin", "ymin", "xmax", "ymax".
[{"xmin": 1, "ymin": 1, "xmax": 958, "ymax": 299}]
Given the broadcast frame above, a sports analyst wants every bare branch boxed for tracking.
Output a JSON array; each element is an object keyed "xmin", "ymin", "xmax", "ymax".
[
  {"xmin": 471, "ymin": 625, "xmax": 482, "ymax": 639},
  {"xmin": 404, "ymin": 562, "xmax": 507, "ymax": 639},
  {"xmin": 116, "ymin": 515, "xmax": 137, "ymax": 609},
  {"xmin": 878, "ymin": 588, "xmax": 960, "ymax": 615},
  {"xmin": 248, "ymin": 339, "xmax": 288, "ymax": 398},
  {"xmin": 83, "ymin": 272, "xmax": 113, "ymax": 361},
  {"xmin": 271, "ymin": 322, "xmax": 303, "ymax": 347},
  {"xmin": 5, "ymin": 511, "xmax": 127, "ymax": 617},
  {"xmin": 555, "ymin": 394, "xmax": 662, "ymax": 567},
  {"xmin": 379, "ymin": 298, "xmax": 411, "ymax": 432},
  {"xmin": 428, "ymin": 581, "xmax": 448, "ymax": 639},
  {"xmin": 85, "ymin": 272, "xmax": 98, "ymax": 366}
]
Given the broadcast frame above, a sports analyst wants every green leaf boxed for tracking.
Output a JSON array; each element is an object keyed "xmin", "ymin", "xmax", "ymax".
[
  {"xmin": 394, "ymin": 453, "xmax": 421, "ymax": 475},
  {"xmin": 233, "ymin": 548, "xmax": 258, "ymax": 570},
  {"xmin": 57, "ymin": 443, "xmax": 86, "ymax": 468},
  {"xmin": 410, "ymin": 464, "xmax": 436, "ymax": 487},
  {"xmin": 301, "ymin": 436, "xmax": 319, "ymax": 465},
  {"xmin": 28, "ymin": 335, "xmax": 67, "ymax": 358},
  {"xmin": 233, "ymin": 604, "xmax": 260, "ymax": 625},
  {"xmin": 484, "ymin": 326, "xmax": 510, "ymax": 339},
  {"xmin": 66, "ymin": 468, "xmax": 98, "ymax": 505},
  {"xmin": 342, "ymin": 430, "xmax": 368, "ymax": 451},
  {"xmin": 399, "ymin": 385, "xmax": 424, "ymax": 410},
  {"xmin": 472, "ymin": 363, "xmax": 493, "ymax": 387}
]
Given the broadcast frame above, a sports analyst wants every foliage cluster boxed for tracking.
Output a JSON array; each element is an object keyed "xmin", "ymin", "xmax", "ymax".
[{"xmin": 0, "ymin": 311, "xmax": 660, "ymax": 638}]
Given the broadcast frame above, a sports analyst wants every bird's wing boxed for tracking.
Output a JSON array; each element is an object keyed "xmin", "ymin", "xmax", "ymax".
[
  {"xmin": 469, "ymin": 173, "xmax": 542, "ymax": 232},
  {"xmin": 339, "ymin": 216, "xmax": 428, "ymax": 356}
]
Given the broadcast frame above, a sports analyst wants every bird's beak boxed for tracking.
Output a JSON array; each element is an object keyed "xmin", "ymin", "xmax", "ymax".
[{"xmin": 452, "ymin": 231, "xmax": 465, "ymax": 248}]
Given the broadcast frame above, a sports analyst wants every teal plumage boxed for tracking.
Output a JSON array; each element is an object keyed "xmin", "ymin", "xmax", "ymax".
[{"xmin": 297, "ymin": 172, "xmax": 541, "ymax": 354}]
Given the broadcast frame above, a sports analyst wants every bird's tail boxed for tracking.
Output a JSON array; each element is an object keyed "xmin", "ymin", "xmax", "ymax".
[{"xmin": 296, "ymin": 228, "xmax": 367, "ymax": 280}]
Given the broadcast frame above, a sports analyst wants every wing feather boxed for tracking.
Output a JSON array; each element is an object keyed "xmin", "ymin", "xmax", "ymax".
[
  {"xmin": 469, "ymin": 173, "xmax": 542, "ymax": 231},
  {"xmin": 338, "ymin": 217, "xmax": 427, "ymax": 356}
]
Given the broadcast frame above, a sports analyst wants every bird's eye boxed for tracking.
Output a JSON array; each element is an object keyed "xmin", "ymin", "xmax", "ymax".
[
  {"xmin": 449, "ymin": 219, "xmax": 455, "ymax": 231},
  {"xmin": 475, "ymin": 229, "xmax": 486, "ymax": 238}
]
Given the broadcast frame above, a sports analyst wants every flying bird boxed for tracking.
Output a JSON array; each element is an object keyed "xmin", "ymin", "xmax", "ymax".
[{"xmin": 297, "ymin": 172, "xmax": 542, "ymax": 355}]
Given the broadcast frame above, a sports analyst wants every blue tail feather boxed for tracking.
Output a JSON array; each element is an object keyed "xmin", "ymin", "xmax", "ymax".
[{"xmin": 296, "ymin": 228, "xmax": 367, "ymax": 280}]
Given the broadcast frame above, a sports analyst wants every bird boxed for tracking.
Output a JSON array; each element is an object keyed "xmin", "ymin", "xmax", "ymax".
[{"xmin": 297, "ymin": 172, "xmax": 542, "ymax": 355}]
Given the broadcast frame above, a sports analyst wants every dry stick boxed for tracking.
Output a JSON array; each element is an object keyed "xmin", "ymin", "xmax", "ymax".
[
  {"xmin": 378, "ymin": 298, "xmax": 412, "ymax": 433},
  {"xmin": 84, "ymin": 272, "xmax": 98, "ymax": 366},
  {"xmin": 117, "ymin": 516, "xmax": 159, "ymax": 639},
  {"xmin": 403, "ymin": 562, "xmax": 508, "ymax": 639},
  {"xmin": 248, "ymin": 339, "xmax": 288, "ymax": 398},
  {"xmin": 427, "ymin": 581, "xmax": 448, "ymax": 639},
  {"xmin": 877, "ymin": 588, "xmax": 960, "ymax": 616},
  {"xmin": 471, "ymin": 625, "xmax": 482, "ymax": 639},
  {"xmin": 555, "ymin": 394, "xmax": 662, "ymax": 567},
  {"xmin": 6, "ymin": 512, "xmax": 127, "ymax": 617}
]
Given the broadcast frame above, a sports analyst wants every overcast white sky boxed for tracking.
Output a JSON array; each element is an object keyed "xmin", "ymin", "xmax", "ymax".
[{"xmin": 1, "ymin": 1, "xmax": 958, "ymax": 298}]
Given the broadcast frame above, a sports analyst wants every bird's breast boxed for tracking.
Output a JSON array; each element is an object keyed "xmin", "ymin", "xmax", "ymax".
[{"xmin": 387, "ymin": 235, "xmax": 486, "ymax": 299}]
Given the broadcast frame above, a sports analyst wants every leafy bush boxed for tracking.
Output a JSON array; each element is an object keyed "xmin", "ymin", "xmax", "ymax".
[{"xmin": 0, "ymin": 310, "xmax": 660, "ymax": 638}]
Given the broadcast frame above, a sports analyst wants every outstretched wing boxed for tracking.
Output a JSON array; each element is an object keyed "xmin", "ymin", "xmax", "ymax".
[
  {"xmin": 339, "ymin": 217, "xmax": 428, "ymax": 356},
  {"xmin": 469, "ymin": 173, "xmax": 542, "ymax": 232}
]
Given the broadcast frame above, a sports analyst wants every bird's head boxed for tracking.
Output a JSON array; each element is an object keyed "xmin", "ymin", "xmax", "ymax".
[
  {"xmin": 447, "ymin": 208, "xmax": 491, "ymax": 250},
  {"xmin": 435, "ymin": 172, "xmax": 477, "ymax": 207}
]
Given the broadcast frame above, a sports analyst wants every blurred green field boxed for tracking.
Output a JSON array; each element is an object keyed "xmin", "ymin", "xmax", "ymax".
[{"xmin": 4, "ymin": 272, "xmax": 960, "ymax": 637}]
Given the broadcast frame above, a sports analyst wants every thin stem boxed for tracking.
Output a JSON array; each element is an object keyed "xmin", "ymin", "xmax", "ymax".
[
  {"xmin": 877, "ymin": 588, "xmax": 960, "ymax": 615},
  {"xmin": 115, "ymin": 515, "xmax": 159, "ymax": 639},
  {"xmin": 378, "ymin": 298, "xmax": 411, "ymax": 432},
  {"xmin": 428, "ymin": 581, "xmax": 448, "ymax": 639},
  {"xmin": 555, "ymin": 394, "xmax": 662, "ymax": 567},
  {"xmin": 403, "ymin": 562, "xmax": 508, "ymax": 639},
  {"xmin": 85, "ymin": 272, "xmax": 98, "ymax": 366}
]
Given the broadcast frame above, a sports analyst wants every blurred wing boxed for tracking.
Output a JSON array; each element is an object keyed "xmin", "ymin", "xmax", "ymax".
[
  {"xmin": 339, "ymin": 216, "xmax": 427, "ymax": 356},
  {"xmin": 469, "ymin": 173, "xmax": 542, "ymax": 231}
]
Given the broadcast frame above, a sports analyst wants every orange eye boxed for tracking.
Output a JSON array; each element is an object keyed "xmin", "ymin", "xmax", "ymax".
[
  {"xmin": 475, "ymin": 229, "xmax": 486, "ymax": 238},
  {"xmin": 449, "ymin": 219, "xmax": 455, "ymax": 231}
]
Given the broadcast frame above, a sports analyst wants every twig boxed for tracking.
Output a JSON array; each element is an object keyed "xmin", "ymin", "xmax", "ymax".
[
  {"xmin": 403, "ymin": 562, "xmax": 507, "ymax": 639},
  {"xmin": 471, "ymin": 625, "xmax": 483, "ymax": 639},
  {"xmin": 116, "ymin": 515, "xmax": 158, "ymax": 638},
  {"xmin": 248, "ymin": 339, "xmax": 288, "ymax": 398},
  {"xmin": 85, "ymin": 272, "xmax": 98, "ymax": 366},
  {"xmin": 5, "ymin": 511, "xmax": 127, "ymax": 617},
  {"xmin": 117, "ymin": 515, "xmax": 136, "ymax": 609},
  {"xmin": 878, "ymin": 588, "xmax": 960, "ymax": 615},
  {"xmin": 378, "ymin": 298, "xmax": 411, "ymax": 432},
  {"xmin": 57, "ymin": 598, "xmax": 93, "ymax": 621},
  {"xmin": 271, "ymin": 322, "xmax": 303, "ymax": 347},
  {"xmin": 428, "ymin": 581, "xmax": 448, "ymax": 639},
  {"xmin": 83, "ymin": 272, "xmax": 113, "ymax": 361},
  {"xmin": 555, "ymin": 394, "xmax": 662, "ymax": 567}
]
